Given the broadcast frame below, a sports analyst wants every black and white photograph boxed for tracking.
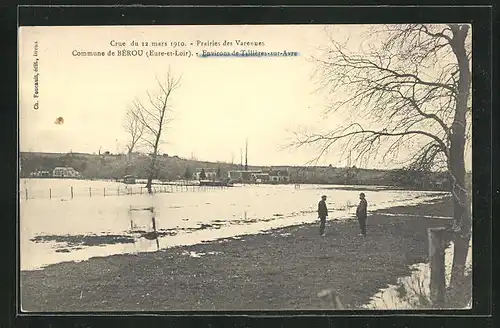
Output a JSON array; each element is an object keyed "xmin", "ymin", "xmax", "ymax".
[{"xmin": 18, "ymin": 23, "xmax": 473, "ymax": 311}]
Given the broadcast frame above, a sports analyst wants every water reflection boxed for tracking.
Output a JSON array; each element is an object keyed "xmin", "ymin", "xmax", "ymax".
[
  {"xmin": 130, "ymin": 206, "xmax": 159, "ymax": 251},
  {"xmin": 152, "ymin": 214, "xmax": 159, "ymax": 250}
]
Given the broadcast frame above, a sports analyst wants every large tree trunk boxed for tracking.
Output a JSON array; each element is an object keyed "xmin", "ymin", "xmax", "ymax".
[
  {"xmin": 448, "ymin": 149, "xmax": 471, "ymax": 289},
  {"xmin": 124, "ymin": 149, "xmax": 131, "ymax": 176},
  {"xmin": 146, "ymin": 124, "xmax": 163, "ymax": 194},
  {"xmin": 146, "ymin": 152, "xmax": 158, "ymax": 194},
  {"xmin": 448, "ymin": 24, "xmax": 472, "ymax": 290}
]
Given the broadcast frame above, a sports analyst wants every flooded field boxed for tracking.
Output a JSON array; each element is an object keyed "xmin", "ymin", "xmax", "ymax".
[{"xmin": 20, "ymin": 178, "xmax": 448, "ymax": 271}]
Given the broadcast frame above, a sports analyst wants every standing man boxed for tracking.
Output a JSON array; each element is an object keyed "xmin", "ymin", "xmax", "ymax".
[
  {"xmin": 356, "ymin": 193, "xmax": 368, "ymax": 236},
  {"xmin": 318, "ymin": 195, "xmax": 328, "ymax": 236}
]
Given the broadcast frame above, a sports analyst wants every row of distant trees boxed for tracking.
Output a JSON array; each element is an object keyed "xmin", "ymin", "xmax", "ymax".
[
  {"xmin": 21, "ymin": 151, "xmax": 452, "ymax": 189},
  {"xmin": 19, "ymin": 152, "xmax": 222, "ymax": 181}
]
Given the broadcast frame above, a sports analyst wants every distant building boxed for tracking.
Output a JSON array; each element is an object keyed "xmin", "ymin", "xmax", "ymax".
[
  {"xmin": 122, "ymin": 175, "xmax": 136, "ymax": 184},
  {"xmin": 227, "ymin": 170, "xmax": 242, "ymax": 180},
  {"xmin": 195, "ymin": 168, "xmax": 218, "ymax": 180},
  {"xmin": 269, "ymin": 169, "xmax": 290, "ymax": 183},
  {"xmin": 254, "ymin": 173, "xmax": 270, "ymax": 183},
  {"xmin": 53, "ymin": 167, "xmax": 81, "ymax": 178},
  {"xmin": 30, "ymin": 170, "xmax": 51, "ymax": 178},
  {"xmin": 227, "ymin": 170, "xmax": 263, "ymax": 182}
]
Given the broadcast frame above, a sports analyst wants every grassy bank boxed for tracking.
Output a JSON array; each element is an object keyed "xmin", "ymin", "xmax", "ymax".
[{"xmin": 21, "ymin": 197, "xmax": 453, "ymax": 311}]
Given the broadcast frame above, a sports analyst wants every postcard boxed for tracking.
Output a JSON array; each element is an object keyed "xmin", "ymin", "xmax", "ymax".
[{"xmin": 19, "ymin": 23, "xmax": 472, "ymax": 312}]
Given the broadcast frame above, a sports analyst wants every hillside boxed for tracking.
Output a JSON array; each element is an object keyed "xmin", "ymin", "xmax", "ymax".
[
  {"xmin": 20, "ymin": 152, "xmax": 250, "ymax": 181},
  {"xmin": 19, "ymin": 152, "xmax": 460, "ymax": 190}
]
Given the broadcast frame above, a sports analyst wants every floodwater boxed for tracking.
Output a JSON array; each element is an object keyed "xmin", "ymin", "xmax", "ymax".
[
  {"xmin": 363, "ymin": 240, "xmax": 472, "ymax": 309},
  {"xmin": 20, "ymin": 178, "xmax": 447, "ymax": 271}
]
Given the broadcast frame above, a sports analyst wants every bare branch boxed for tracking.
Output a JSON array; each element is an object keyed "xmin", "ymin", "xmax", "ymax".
[
  {"xmin": 123, "ymin": 107, "xmax": 145, "ymax": 155},
  {"xmin": 124, "ymin": 67, "xmax": 182, "ymax": 193},
  {"xmin": 297, "ymin": 25, "xmax": 473, "ymax": 171},
  {"xmin": 420, "ymin": 25, "xmax": 453, "ymax": 43}
]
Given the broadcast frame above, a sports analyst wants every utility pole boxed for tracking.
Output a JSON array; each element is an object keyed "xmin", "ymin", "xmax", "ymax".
[
  {"xmin": 240, "ymin": 148, "xmax": 243, "ymax": 170},
  {"xmin": 245, "ymin": 138, "xmax": 248, "ymax": 171}
]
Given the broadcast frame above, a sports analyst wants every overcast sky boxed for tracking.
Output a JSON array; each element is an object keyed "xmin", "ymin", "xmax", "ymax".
[{"xmin": 19, "ymin": 25, "xmax": 472, "ymax": 170}]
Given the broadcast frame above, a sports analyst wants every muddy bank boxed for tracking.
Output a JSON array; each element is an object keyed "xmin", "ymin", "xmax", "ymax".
[
  {"xmin": 21, "ymin": 198, "xmax": 452, "ymax": 311},
  {"xmin": 30, "ymin": 234, "xmax": 136, "ymax": 247},
  {"xmin": 373, "ymin": 196, "xmax": 453, "ymax": 217}
]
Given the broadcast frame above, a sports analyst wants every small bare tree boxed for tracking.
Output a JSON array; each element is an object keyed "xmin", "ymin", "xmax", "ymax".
[
  {"xmin": 292, "ymin": 24, "xmax": 471, "ymax": 289},
  {"xmin": 130, "ymin": 68, "xmax": 182, "ymax": 193},
  {"xmin": 123, "ymin": 108, "xmax": 144, "ymax": 157}
]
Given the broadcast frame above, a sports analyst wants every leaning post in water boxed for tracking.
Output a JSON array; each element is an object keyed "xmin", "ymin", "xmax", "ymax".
[{"xmin": 428, "ymin": 227, "xmax": 448, "ymax": 307}]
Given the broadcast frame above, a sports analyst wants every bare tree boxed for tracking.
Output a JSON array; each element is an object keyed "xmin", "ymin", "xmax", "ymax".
[
  {"xmin": 292, "ymin": 24, "xmax": 471, "ymax": 289},
  {"xmin": 131, "ymin": 68, "xmax": 182, "ymax": 193},
  {"xmin": 123, "ymin": 108, "xmax": 144, "ymax": 157}
]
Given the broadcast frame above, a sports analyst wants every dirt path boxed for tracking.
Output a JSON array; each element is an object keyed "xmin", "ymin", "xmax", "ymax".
[{"xmin": 21, "ymin": 197, "xmax": 452, "ymax": 311}]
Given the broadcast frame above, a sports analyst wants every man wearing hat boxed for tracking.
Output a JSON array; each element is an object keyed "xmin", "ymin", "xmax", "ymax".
[
  {"xmin": 317, "ymin": 195, "xmax": 328, "ymax": 236},
  {"xmin": 356, "ymin": 193, "xmax": 368, "ymax": 236}
]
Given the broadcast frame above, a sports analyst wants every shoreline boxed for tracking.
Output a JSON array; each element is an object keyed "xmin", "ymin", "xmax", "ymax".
[{"xmin": 21, "ymin": 197, "xmax": 453, "ymax": 311}]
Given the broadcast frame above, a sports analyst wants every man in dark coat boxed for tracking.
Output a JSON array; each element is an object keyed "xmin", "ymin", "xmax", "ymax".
[
  {"xmin": 318, "ymin": 195, "xmax": 328, "ymax": 236},
  {"xmin": 356, "ymin": 192, "xmax": 368, "ymax": 236}
]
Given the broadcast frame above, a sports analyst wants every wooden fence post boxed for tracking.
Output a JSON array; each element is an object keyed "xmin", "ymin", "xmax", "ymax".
[
  {"xmin": 428, "ymin": 227, "xmax": 448, "ymax": 307},
  {"xmin": 89, "ymin": 187, "xmax": 92, "ymax": 197},
  {"xmin": 49, "ymin": 188, "xmax": 52, "ymax": 200},
  {"xmin": 71, "ymin": 186, "xmax": 74, "ymax": 199},
  {"xmin": 25, "ymin": 188, "xmax": 28, "ymax": 200}
]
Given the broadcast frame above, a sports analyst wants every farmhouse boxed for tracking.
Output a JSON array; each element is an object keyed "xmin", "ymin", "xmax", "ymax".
[
  {"xmin": 227, "ymin": 170, "xmax": 263, "ymax": 182},
  {"xmin": 52, "ymin": 167, "xmax": 81, "ymax": 178},
  {"xmin": 30, "ymin": 170, "xmax": 51, "ymax": 178},
  {"xmin": 195, "ymin": 168, "xmax": 218, "ymax": 180},
  {"xmin": 269, "ymin": 169, "xmax": 290, "ymax": 183},
  {"xmin": 253, "ymin": 173, "xmax": 270, "ymax": 183}
]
